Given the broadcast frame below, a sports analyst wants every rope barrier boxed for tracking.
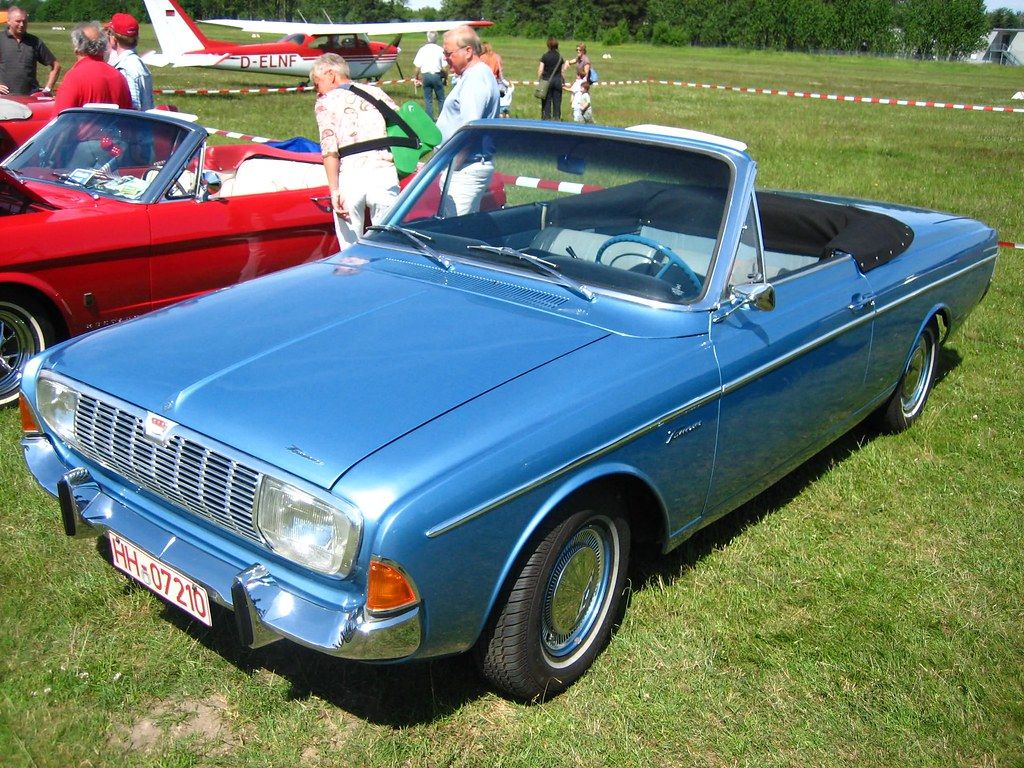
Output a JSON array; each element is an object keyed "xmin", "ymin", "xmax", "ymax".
[{"xmin": 155, "ymin": 77, "xmax": 1024, "ymax": 114}]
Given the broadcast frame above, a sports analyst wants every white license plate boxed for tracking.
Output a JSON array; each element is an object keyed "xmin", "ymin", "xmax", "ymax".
[{"xmin": 108, "ymin": 532, "xmax": 213, "ymax": 627}]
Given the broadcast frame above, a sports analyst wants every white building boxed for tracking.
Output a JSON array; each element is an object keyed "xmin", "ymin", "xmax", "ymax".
[{"xmin": 969, "ymin": 28, "xmax": 1024, "ymax": 64}]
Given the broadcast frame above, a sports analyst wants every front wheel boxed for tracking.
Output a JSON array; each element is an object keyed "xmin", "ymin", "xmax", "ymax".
[
  {"xmin": 874, "ymin": 322, "xmax": 938, "ymax": 433},
  {"xmin": 0, "ymin": 295, "xmax": 56, "ymax": 407},
  {"xmin": 476, "ymin": 490, "xmax": 630, "ymax": 701}
]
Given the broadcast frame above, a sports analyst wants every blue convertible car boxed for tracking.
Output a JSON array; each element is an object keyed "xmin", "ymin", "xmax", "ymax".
[{"xmin": 19, "ymin": 121, "xmax": 997, "ymax": 701}]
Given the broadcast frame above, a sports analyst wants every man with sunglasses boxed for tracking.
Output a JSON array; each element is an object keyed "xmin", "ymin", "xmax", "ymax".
[{"xmin": 435, "ymin": 25, "xmax": 499, "ymax": 216}]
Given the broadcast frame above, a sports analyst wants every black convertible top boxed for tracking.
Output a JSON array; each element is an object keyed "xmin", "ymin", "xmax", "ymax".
[
  {"xmin": 547, "ymin": 183, "xmax": 914, "ymax": 273},
  {"xmin": 757, "ymin": 191, "xmax": 914, "ymax": 272}
]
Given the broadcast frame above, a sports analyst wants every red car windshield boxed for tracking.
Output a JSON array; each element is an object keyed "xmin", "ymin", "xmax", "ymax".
[{"xmin": 6, "ymin": 111, "xmax": 193, "ymax": 201}]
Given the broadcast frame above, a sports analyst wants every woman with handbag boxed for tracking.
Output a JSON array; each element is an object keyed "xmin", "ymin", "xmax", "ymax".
[{"xmin": 536, "ymin": 37, "xmax": 564, "ymax": 121}]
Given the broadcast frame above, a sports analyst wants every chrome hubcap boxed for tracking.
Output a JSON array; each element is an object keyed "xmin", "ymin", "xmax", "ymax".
[
  {"xmin": 0, "ymin": 307, "xmax": 38, "ymax": 395},
  {"xmin": 542, "ymin": 523, "xmax": 610, "ymax": 659},
  {"xmin": 900, "ymin": 335, "xmax": 932, "ymax": 417}
]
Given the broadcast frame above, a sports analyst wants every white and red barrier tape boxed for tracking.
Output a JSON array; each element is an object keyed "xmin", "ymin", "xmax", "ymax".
[
  {"xmin": 156, "ymin": 77, "xmax": 1024, "ymax": 114},
  {"xmin": 203, "ymin": 124, "xmax": 273, "ymax": 143},
  {"xmin": 156, "ymin": 84, "xmax": 316, "ymax": 96},
  {"xmin": 650, "ymin": 79, "xmax": 1024, "ymax": 114},
  {"xmin": 998, "ymin": 241, "xmax": 1022, "ymax": 250},
  {"xmin": 494, "ymin": 172, "xmax": 602, "ymax": 195}
]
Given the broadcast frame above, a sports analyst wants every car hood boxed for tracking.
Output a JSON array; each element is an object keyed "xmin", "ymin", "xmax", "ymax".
[
  {"xmin": 0, "ymin": 167, "xmax": 56, "ymax": 210},
  {"xmin": 45, "ymin": 259, "xmax": 608, "ymax": 488}
]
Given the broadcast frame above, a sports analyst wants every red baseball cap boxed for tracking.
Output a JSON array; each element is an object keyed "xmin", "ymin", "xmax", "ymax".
[{"xmin": 107, "ymin": 13, "xmax": 140, "ymax": 36}]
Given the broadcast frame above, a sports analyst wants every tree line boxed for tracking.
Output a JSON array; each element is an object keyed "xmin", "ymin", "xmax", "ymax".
[{"xmin": 11, "ymin": 0, "xmax": 1022, "ymax": 60}]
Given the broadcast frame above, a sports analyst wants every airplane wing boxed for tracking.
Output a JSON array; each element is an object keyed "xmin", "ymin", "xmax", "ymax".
[{"xmin": 200, "ymin": 18, "xmax": 492, "ymax": 37}]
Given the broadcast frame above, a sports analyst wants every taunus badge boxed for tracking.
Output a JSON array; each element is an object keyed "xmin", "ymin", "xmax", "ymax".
[
  {"xmin": 665, "ymin": 421, "xmax": 702, "ymax": 444},
  {"xmin": 144, "ymin": 412, "xmax": 177, "ymax": 444},
  {"xmin": 288, "ymin": 445, "xmax": 325, "ymax": 465}
]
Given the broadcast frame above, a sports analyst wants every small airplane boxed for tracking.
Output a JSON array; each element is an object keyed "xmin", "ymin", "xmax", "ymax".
[{"xmin": 141, "ymin": 0, "xmax": 491, "ymax": 80}]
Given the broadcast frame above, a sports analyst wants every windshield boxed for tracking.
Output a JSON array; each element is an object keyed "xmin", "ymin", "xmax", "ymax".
[
  {"xmin": 6, "ymin": 111, "xmax": 195, "ymax": 202},
  {"xmin": 381, "ymin": 126, "xmax": 734, "ymax": 305}
]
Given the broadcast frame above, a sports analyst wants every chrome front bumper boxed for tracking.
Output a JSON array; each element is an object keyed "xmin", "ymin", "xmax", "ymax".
[{"xmin": 24, "ymin": 436, "xmax": 420, "ymax": 661}]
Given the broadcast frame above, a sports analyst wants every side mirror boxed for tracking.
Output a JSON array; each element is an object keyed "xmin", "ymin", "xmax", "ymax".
[
  {"xmin": 197, "ymin": 170, "xmax": 222, "ymax": 201},
  {"xmin": 734, "ymin": 281, "xmax": 775, "ymax": 312},
  {"xmin": 713, "ymin": 282, "xmax": 775, "ymax": 323}
]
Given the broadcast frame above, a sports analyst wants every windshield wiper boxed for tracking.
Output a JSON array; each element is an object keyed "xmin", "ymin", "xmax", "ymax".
[
  {"xmin": 366, "ymin": 224, "xmax": 451, "ymax": 270},
  {"xmin": 466, "ymin": 244, "xmax": 594, "ymax": 302}
]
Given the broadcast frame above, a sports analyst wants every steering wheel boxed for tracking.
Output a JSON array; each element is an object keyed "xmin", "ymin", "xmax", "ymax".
[{"xmin": 595, "ymin": 234, "xmax": 703, "ymax": 295}]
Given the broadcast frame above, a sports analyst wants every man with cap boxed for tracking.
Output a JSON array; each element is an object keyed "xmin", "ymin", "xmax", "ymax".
[
  {"xmin": 0, "ymin": 6, "xmax": 61, "ymax": 96},
  {"xmin": 55, "ymin": 21, "xmax": 132, "ymax": 112},
  {"xmin": 106, "ymin": 13, "xmax": 153, "ymax": 111}
]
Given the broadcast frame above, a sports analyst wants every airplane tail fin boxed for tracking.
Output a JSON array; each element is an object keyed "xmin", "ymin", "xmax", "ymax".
[{"xmin": 143, "ymin": 0, "xmax": 212, "ymax": 58}]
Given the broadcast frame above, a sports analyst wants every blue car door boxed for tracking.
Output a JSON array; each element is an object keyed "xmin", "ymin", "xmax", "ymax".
[{"xmin": 704, "ymin": 197, "xmax": 876, "ymax": 519}]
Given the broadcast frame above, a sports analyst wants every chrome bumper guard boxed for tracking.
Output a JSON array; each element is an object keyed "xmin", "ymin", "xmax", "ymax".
[{"xmin": 27, "ymin": 437, "xmax": 420, "ymax": 661}]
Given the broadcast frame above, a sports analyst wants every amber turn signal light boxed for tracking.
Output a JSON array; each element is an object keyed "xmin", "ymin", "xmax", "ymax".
[
  {"xmin": 366, "ymin": 559, "xmax": 417, "ymax": 613},
  {"xmin": 20, "ymin": 393, "xmax": 41, "ymax": 435}
]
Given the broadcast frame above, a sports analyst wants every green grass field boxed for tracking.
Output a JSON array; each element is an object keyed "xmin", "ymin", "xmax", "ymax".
[{"xmin": 1, "ymin": 27, "xmax": 1022, "ymax": 768}]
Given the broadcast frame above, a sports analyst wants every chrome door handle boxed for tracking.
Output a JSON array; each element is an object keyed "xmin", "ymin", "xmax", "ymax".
[{"xmin": 848, "ymin": 293, "xmax": 876, "ymax": 312}]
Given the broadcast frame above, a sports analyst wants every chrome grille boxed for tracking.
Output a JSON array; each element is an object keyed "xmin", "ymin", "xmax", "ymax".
[{"xmin": 72, "ymin": 394, "xmax": 263, "ymax": 543}]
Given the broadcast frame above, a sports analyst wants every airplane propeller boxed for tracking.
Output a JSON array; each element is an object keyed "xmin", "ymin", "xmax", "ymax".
[{"xmin": 392, "ymin": 34, "xmax": 405, "ymax": 79}]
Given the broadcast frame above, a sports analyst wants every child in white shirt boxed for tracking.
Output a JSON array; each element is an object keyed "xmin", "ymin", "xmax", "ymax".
[{"xmin": 568, "ymin": 76, "xmax": 594, "ymax": 123}]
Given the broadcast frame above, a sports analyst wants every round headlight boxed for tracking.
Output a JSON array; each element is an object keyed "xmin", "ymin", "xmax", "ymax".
[{"xmin": 255, "ymin": 477, "xmax": 361, "ymax": 576}]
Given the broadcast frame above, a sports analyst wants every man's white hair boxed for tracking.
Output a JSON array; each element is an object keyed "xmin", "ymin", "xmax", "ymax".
[{"xmin": 311, "ymin": 53, "xmax": 350, "ymax": 81}]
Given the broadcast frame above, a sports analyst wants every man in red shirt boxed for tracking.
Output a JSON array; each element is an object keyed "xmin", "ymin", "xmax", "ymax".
[{"xmin": 55, "ymin": 21, "xmax": 132, "ymax": 112}]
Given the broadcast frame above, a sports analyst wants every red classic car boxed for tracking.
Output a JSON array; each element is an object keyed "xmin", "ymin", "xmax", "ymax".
[
  {"xmin": 0, "ymin": 94, "xmax": 56, "ymax": 159},
  {"xmin": 0, "ymin": 107, "xmax": 338, "ymax": 405}
]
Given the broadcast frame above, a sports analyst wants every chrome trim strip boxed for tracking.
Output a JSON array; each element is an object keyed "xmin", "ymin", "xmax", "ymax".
[
  {"xmin": 871, "ymin": 251, "xmax": 997, "ymax": 318},
  {"xmin": 428, "ymin": 251, "xmax": 997, "ymax": 538},
  {"xmin": 426, "ymin": 387, "xmax": 721, "ymax": 538},
  {"xmin": 721, "ymin": 311, "xmax": 874, "ymax": 395},
  {"xmin": 718, "ymin": 253, "xmax": 996, "ymax": 396}
]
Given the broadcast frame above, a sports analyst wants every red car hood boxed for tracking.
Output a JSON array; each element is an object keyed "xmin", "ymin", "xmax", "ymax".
[{"xmin": 0, "ymin": 167, "xmax": 57, "ymax": 210}]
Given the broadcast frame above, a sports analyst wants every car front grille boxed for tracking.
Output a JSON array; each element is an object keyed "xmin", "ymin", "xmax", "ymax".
[{"xmin": 72, "ymin": 393, "xmax": 263, "ymax": 543}]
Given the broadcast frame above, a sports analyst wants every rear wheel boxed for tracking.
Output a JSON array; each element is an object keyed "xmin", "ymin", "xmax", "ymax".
[
  {"xmin": 875, "ymin": 322, "xmax": 938, "ymax": 433},
  {"xmin": 476, "ymin": 489, "xmax": 630, "ymax": 701},
  {"xmin": 0, "ymin": 294, "xmax": 56, "ymax": 406}
]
